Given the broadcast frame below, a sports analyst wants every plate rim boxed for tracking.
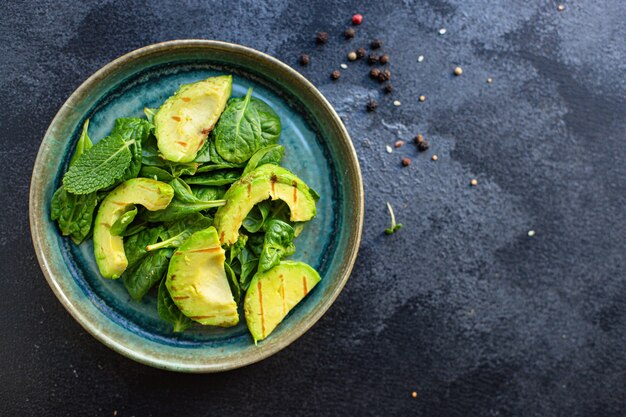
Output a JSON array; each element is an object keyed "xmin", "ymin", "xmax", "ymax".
[{"xmin": 29, "ymin": 39, "xmax": 363, "ymax": 372}]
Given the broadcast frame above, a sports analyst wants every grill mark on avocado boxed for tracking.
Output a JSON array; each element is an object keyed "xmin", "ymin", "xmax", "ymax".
[
  {"xmin": 303, "ymin": 276, "xmax": 308, "ymax": 296},
  {"xmin": 182, "ymin": 97, "xmax": 191, "ymax": 102},
  {"xmin": 173, "ymin": 296, "xmax": 189, "ymax": 300},
  {"xmin": 292, "ymin": 180, "xmax": 298, "ymax": 203},
  {"xmin": 247, "ymin": 183, "xmax": 252, "ymax": 197},
  {"xmin": 171, "ymin": 116, "xmax": 181, "ymax": 121},
  {"xmin": 190, "ymin": 315, "xmax": 216, "ymax": 319},
  {"xmin": 175, "ymin": 141, "xmax": 188, "ymax": 147},
  {"xmin": 110, "ymin": 201, "xmax": 127, "ymax": 206},
  {"xmin": 258, "ymin": 280, "xmax": 265, "ymax": 339},
  {"xmin": 270, "ymin": 174, "xmax": 277, "ymax": 195}
]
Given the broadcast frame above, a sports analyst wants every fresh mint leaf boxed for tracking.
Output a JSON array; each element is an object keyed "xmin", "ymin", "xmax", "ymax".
[{"xmin": 63, "ymin": 133, "xmax": 133, "ymax": 194}]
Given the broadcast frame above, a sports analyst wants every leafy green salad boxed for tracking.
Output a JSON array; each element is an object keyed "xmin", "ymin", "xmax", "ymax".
[{"xmin": 51, "ymin": 75, "xmax": 321, "ymax": 342}]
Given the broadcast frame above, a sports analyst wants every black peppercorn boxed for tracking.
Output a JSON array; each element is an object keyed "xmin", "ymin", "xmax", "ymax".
[
  {"xmin": 384, "ymin": 83, "xmax": 394, "ymax": 94},
  {"xmin": 383, "ymin": 69, "xmax": 391, "ymax": 80},
  {"xmin": 417, "ymin": 140, "xmax": 430, "ymax": 152},
  {"xmin": 370, "ymin": 68, "xmax": 381, "ymax": 79},
  {"xmin": 356, "ymin": 47, "xmax": 366, "ymax": 58},
  {"xmin": 377, "ymin": 71, "xmax": 388, "ymax": 82},
  {"xmin": 366, "ymin": 99, "xmax": 379, "ymax": 112},
  {"xmin": 344, "ymin": 27, "xmax": 355, "ymax": 39},
  {"xmin": 368, "ymin": 53, "xmax": 379, "ymax": 65},
  {"xmin": 371, "ymin": 39, "xmax": 383, "ymax": 49},
  {"xmin": 331, "ymin": 70, "xmax": 341, "ymax": 80},
  {"xmin": 315, "ymin": 32, "xmax": 329, "ymax": 44},
  {"xmin": 379, "ymin": 54, "xmax": 390, "ymax": 64},
  {"xmin": 299, "ymin": 54, "xmax": 310, "ymax": 66}
]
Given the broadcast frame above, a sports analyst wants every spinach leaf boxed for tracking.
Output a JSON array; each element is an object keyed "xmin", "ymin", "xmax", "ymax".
[
  {"xmin": 141, "ymin": 199, "xmax": 224, "ymax": 222},
  {"xmin": 258, "ymin": 219, "xmax": 296, "ymax": 273},
  {"xmin": 139, "ymin": 165, "xmax": 174, "ymax": 182},
  {"xmin": 197, "ymin": 162, "xmax": 241, "ymax": 173},
  {"xmin": 242, "ymin": 200, "xmax": 271, "ymax": 233},
  {"xmin": 213, "ymin": 88, "xmax": 262, "ymax": 164},
  {"xmin": 119, "ymin": 218, "xmax": 148, "ymax": 237},
  {"xmin": 242, "ymin": 144, "xmax": 284, "ymax": 176},
  {"xmin": 247, "ymin": 233, "xmax": 265, "ymax": 258},
  {"xmin": 237, "ymin": 247, "xmax": 258, "ymax": 291},
  {"xmin": 170, "ymin": 162, "xmax": 199, "ymax": 177},
  {"xmin": 122, "ymin": 248, "xmax": 173, "ymax": 301},
  {"xmin": 69, "ymin": 119, "xmax": 93, "ymax": 166},
  {"xmin": 182, "ymin": 169, "xmax": 241, "ymax": 186},
  {"xmin": 250, "ymin": 97, "xmax": 281, "ymax": 147},
  {"xmin": 157, "ymin": 278, "xmax": 193, "ymax": 333},
  {"xmin": 191, "ymin": 186, "xmax": 225, "ymax": 201},
  {"xmin": 141, "ymin": 135, "xmax": 167, "ymax": 167},
  {"xmin": 110, "ymin": 207, "xmax": 137, "ymax": 236},
  {"xmin": 224, "ymin": 262, "xmax": 241, "ymax": 305},
  {"xmin": 50, "ymin": 186, "xmax": 98, "ymax": 245},
  {"xmin": 146, "ymin": 213, "xmax": 212, "ymax": 251},
  {"xmin": 193, "ymin": 140, "xmax": 212, "ymax": 163},
  {"xmin": 169, "ymin": 178, "xmax": 198, "ymax": 203},
  {"xmin": 123, "ymin": 225, "xmax": 166, "ymax": 268}
]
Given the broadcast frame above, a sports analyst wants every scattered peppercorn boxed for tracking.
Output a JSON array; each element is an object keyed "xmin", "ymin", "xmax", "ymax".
[
  {"xmin": 393, "ymin": 100, "xmax": 401, "ymax": 106},
  {"xmin": 366, "ymin": 99, "xmax": 378, "ymax": 112},
  {"xmin": 383, "ymin": 83, "xmax": 394, "ymax": 94},
  {"xmin": 402, "ymin": 157, "xmax": 411, "ymax": 167},
  {"xmin": 371, "ymin": 39, "xmax": 383, "ymax": 49},
  {"xmin": 470, "ymin": 178, "xmax": 478, "ymax": 186},
  {"xmin": 417, "ymin": 140, "xmax": 430, "ymax": 152},
  {"xmin": 347, "ymin": 51, "xmax": 357, "ymax": 61},
  {"xmin": 454, "ymin": 66, "xmax": 463, "ymax": 76},
  {"xmin": 299, "ymin": 54, "xmax": 310, "ymax": 66},
  {"xmin": 344, "ymin": 27, "xmax": 355, "ymax": 39},
  {"xmin": 415, "ymin": 134, "xmax": 424, "ymax": 143},
  {"xmin": 383, "ymin": 69, "xmax": 391, "ymax": 80},
  {"xmin": 487, "ymin": 77, "xmax": 493, "ymax": 84},
  {"xmin": 352, "ymin": 13, "xmax": 363, "ymax": 25},
  {"xmin": 315, "ymin": 32, "xmax": 329, "ymax": 44},
  {"xmin": 394, "ymin": 140, "xmax": 405, "ymax": 148},
  {"xmin": 330, "ymin": 70, "xmax": 341, "ymax": 80},
  {"xmin": 431, "ymin": 155, "xmax": 438, "ymax": 161},
  {"xmin": 356, "ymin": 47, "xmax": 366, "ymax": 58},
  {"xmin": 411, "ymin": 391, "xmax": 418, "ymax": 399},
  {"xmin": 419, "ymin": 95, "xmax": 426, "ymax": 102},
  {"xmin": 377, "ymin": 71, "xmax": 389, "ymax": 82},
  {"xmin": 368, "ymin": 53, "xmax": 379, "ymax": 65},
  {"xmin": 379, "ymin": 54, "xmax": 390, "ymax": 64},
  {"xmin": 370, "ymin": 68, "xmax": 381, "ymax": 79},
  {"xmin": 557, "ymin": 4, "xmax": 565, "ymax": 11}
]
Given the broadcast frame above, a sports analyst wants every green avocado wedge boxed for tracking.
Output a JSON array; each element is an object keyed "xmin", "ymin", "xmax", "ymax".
[
  {"xmin": 213, "ymin": 164, "xmax": 317, "ymax": 245},
  {"xmin": 166, "ymin": 227, "xmax": 239, "ymax": 327},
  {"xmin": 244, "ymin": 261, "xmax": 321, "ymax": 343},
  {"xmin": 93, "ymin": 178, "xmax": 174, "ymax": 279},
  {"xmin": 154, "ymin": 75, "xmax": 232, "ymax": 163}
]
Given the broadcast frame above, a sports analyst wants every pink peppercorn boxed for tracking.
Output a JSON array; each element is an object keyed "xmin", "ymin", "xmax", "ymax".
[{"xmin": 352, "ymin": 14, "xmax": 363, "ymax": 25}]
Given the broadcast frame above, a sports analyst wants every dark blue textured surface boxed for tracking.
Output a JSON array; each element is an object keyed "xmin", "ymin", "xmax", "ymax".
[{"xmin": 2, "ymin": 1, "xmax": 626, "ymax": 415}]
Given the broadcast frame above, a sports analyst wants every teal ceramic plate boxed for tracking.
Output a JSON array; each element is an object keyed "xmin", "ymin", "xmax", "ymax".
[{"xmin": 29, "ymin": 40, "xmax": 363, "ymax": 372}]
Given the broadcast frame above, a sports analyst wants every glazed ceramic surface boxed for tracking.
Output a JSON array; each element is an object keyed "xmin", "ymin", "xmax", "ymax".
[{"xmin": 30, "ymin": 40, "xmax": 363, "ymax": 372}]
